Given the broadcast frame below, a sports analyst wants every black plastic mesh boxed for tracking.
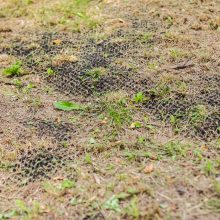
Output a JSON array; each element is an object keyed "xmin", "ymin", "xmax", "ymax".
[
  {"xmin": 5, "ymin": 146, "xmax": 77, "ymax": 186},
  {"xmin": 26, "ymin": 119, "xmax": 76, "ymax": 142}
]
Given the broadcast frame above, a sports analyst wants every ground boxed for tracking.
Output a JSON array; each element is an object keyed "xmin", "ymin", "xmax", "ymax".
[{"xmin": 0, "ymin": 0, "xmax": 220, "ymax": 219}]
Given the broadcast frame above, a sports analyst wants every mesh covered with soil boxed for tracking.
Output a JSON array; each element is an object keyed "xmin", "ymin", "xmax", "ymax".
[
  {"xmin": 3, "ymin": 120, "xmax": 77, "ymax": 186},
  {"xmin": 1, "ymin": 17, "xmax": 220, "ymax": 142},
  {"xmin": 5, "ymin": 146, "xmax": 77, "ymax": 186},
  {"xmin": 25, "ymin": 119, "xmax": 76, "ymax": 142}
]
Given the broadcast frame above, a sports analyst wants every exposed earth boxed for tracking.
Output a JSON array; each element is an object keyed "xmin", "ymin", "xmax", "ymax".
[{"xmin": 0, "ymin": 0, "xmax": 220, "ymax": 219}]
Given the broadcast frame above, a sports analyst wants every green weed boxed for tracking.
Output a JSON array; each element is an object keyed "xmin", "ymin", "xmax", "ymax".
[
  {"xmin": 0, "ymin": 161, "xmax": 13, "ymax": 170},
  {"xmin": 189, "ymin": 105, "xmax": 208, "ymax": 125},
  {"xmin": 207, "ymin": 199, "xmax": 220, "ymax": 213},
  {"xmin": 42, "ymin": 181, "xmax": 62, "ymax": 196},
  {"xmin": 174, "ymin": 81, "xmax": 188, "ymax": 94},
  {"xmin": 130, "ymin": 121, "xmax": 142, "ymax": 128},
  {"xmin": 165, "ymin": 16, "xmax": 174, "ymax": 27},
  {"xmin": 169, "ymin": 114, "xmax": 183, "ymax": 133},
  {"xmin": 169, "ymin": 48, "xmax": 187, "ymax": 60},
  {"xmin": 192, "ymin": 148, "xmax": 203, "ymax": 161},
  {"xmin": 46, "ymin": 68, "xmax": 56, "ymax": 76},
  {"xmin": 70, "ymin": 197, "xmax": 84, "ymax": 206},
  {"xmin": 133, "ymin": 92, "xmax": 148, "ymax": 103},
  {"xmin": 60, "ymin": 179, "xmax": 75, "ymax": 189},
  {"xmin": 203, "ymin": 160, "xmax": 216, "ymax": 176},
  {"xmin": 124, "ymin": 197, "xmax": 140, "ymax": 218},
  {"xmin": 22, "ymin": 82, "xmax": 34, "ymax": 93},
  {"xmin": 147, "ymin": 61, "xmax": 158, "ymax": 70},
  {"xmin": 0, "ymin": 211, "xmax": 17, "ymax": 220},
  {"xmin": 85, "ymin": 153, "xmax": 92, "ymax": 164},
  {"xmin": 11, "ymin": 78, "xmax": 23, "ymax": 87},
  {"xmin": 42, "ymin": 179, "xmax": 75, "ymax": 196},
  {"xmin": 124, "ymin": 151, "xmax": 137, "ymax": 160},
  {"xmin": 3, "ymin": 61, "xmax": 22, "ymax": 77},
  {"xmin": 213, "ymin": 181, "xmax": 220, "ymax": 196},
  {"xmin": 164, "ymin": 141, "xmax": 188, "ymax": 158},
  {"xmin": 170, "ymin": 115, "xmax": 178, "ymax": 125},
  {"xmin": 106, "ymin": 100, "xmax": 132, "ymax": 127},
  {"xmin": 104, "ymin": 195, "xmax": 121, "ymax": 212},
  {"xmin": 84, "ymin": 67, "xmax": 106, "ymax": 81},
  {"xmin": 140, "ymin": 32, "xmax": 153, "ymax": 43},
  {"xmin": 15, "ymin": 199, "xmax": 42, "ymax": 219},
  {"xmin": 149, "ymin": 83, "xmax": 171, "ymax": 97}
]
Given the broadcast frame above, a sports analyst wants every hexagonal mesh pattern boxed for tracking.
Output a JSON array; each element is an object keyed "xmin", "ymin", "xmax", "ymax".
[{"xmin": 5, "ymin": 146, "xmax": 77, "ymax": 186}]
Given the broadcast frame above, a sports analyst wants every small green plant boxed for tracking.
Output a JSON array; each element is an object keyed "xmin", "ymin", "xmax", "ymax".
[
  {"xmin": 60, "ymin": 179, "xmax": 75, "ymax": 189},
  {"xmin": 149, "ymin": 83, "xmax": 171, "ymax": 97},
  {"xmin": 70, "ymin": 197, "xmax": 84, "ymax": 206},
  {"xmin": 106, "ymin": 163, "xmax": 115, "ymax": 171},
  {"xmin": 133, "ymin": 92, "xmax": 148, "ymax": 103},
  {"xmin": 23, "ymin": 0, "xmax": 33, "ymax": 5},
  {"xmin": 165, "ymin": 16, "xmax": 174, "ymax": 27},
  {"xmin": 89, "ymin": 137, "xmax": 96, "ymax": 144},
  {"xmin": 46, "ymin": 68, "xmax": 56, "ymax": 76},
  {"xmin": 124, "ymin": 197, "xmax": 140, "ymax": 218},
  {"xmin": 203, "ymin": 160, "xmax": 216, "ymax": 176},
  {"xmin": 147, "ymin": 61, "xmax": 158, "ymax": 70},
  {"xmin": 107, "ymin": 100, "xmax": 132, "ymax": 127},
  {"xmin": 207, "ymin": 199, "xmax": 220, "ymax": 212},
  {"xmin": 43, "ymin": 179, "xmax": 75, "ymax": 196},
  {"xmin": 15, "ymin": 199, "xmax": 42, "ymax": 219},
  {"xmin": 192, "ymin": 148, "xmax": 203, "ymax": 161},
  {"xmin": 84, "ymin": 67, "xmax": 106, "ymax": 81},
  {"xmin": 85, "ymin": 153, "xmax": 92, "ymax": 164},
  {"xmin": 140, "ymin": 32, "xmax": 153, "ymax": 43},
  {"xmin": 174, "ymin": 81, "xmax": 188, "ymax": 94},
  {"xmin": 170, "ymin": 48, "xmax": 188, "ymax": 60},
  {"xmin": 0, "ymin": 210, "xmax": 17, "ymax": 219},
  {"xmin": 138, "ymin": 137, "xmax": 146, "ymax": 144},
  {"xmin": 104, "ymin": 195, "xmax": 121, "ymax": 212},
  {"xmin": 124, "ymin": 151, "xmax": 137, "ymax": 161},
  {"xmin": 11, "ymin": 78, "xmax": 23, "ymax": 87},
  {"xmin": 213, "ymin": 181, "xmax": 220, "ymax": 196},
  {"xmin": 22, "ymin": 82, "xmax": 34, "ymax": 93},
  {"xmin": 164, "ymin": 141, "xmax": 187, "ymax": 158},
  {"xmin": 42, "ymin": 181, "xmax": 61, "ymax": 196},
  {"xmin": 189, "ymin": 105, "xmax": 208, "ymax": 125},
  {"xmin": 130, "ymin": 121, "xmax": 142, "ymax": 128},
  {"xmin": 3, "ymin": 61, "xmax": 22, "ymax": 77},
  {"xmin": 169, "ymin": 114, "xmax": 182, "ymax": 133},
  {"xmin": 0, "ymin": 161, "xmax": 13, "ymax": 170},
  {"xmin": 170, "ymin": 115, "xmax": 178, "ymax": 125},
  {"xmin": 170, "ymin": 48, "xmax": 181, "ymax": 59}
]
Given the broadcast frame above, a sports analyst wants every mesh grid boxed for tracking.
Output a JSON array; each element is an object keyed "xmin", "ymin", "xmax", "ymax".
[{"xmin": 5, "ymin": 146, "xmax": 77, "ymax": 186}]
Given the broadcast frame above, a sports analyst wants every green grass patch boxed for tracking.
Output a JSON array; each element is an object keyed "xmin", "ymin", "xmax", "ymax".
[
  {"xmin": 3, "ymin": 61, "xmax": 23, "ymax": 77},
  {"xmin": 106, "ymin": 100, "xmax": 132, "ymax": 127},
  {"xmin": 164, "ymin": 141, "xmax": 188, "ymax": 158},
  {"xmin": 1, "ymin": 0, "xmax": 102, "ymax": 31}
]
